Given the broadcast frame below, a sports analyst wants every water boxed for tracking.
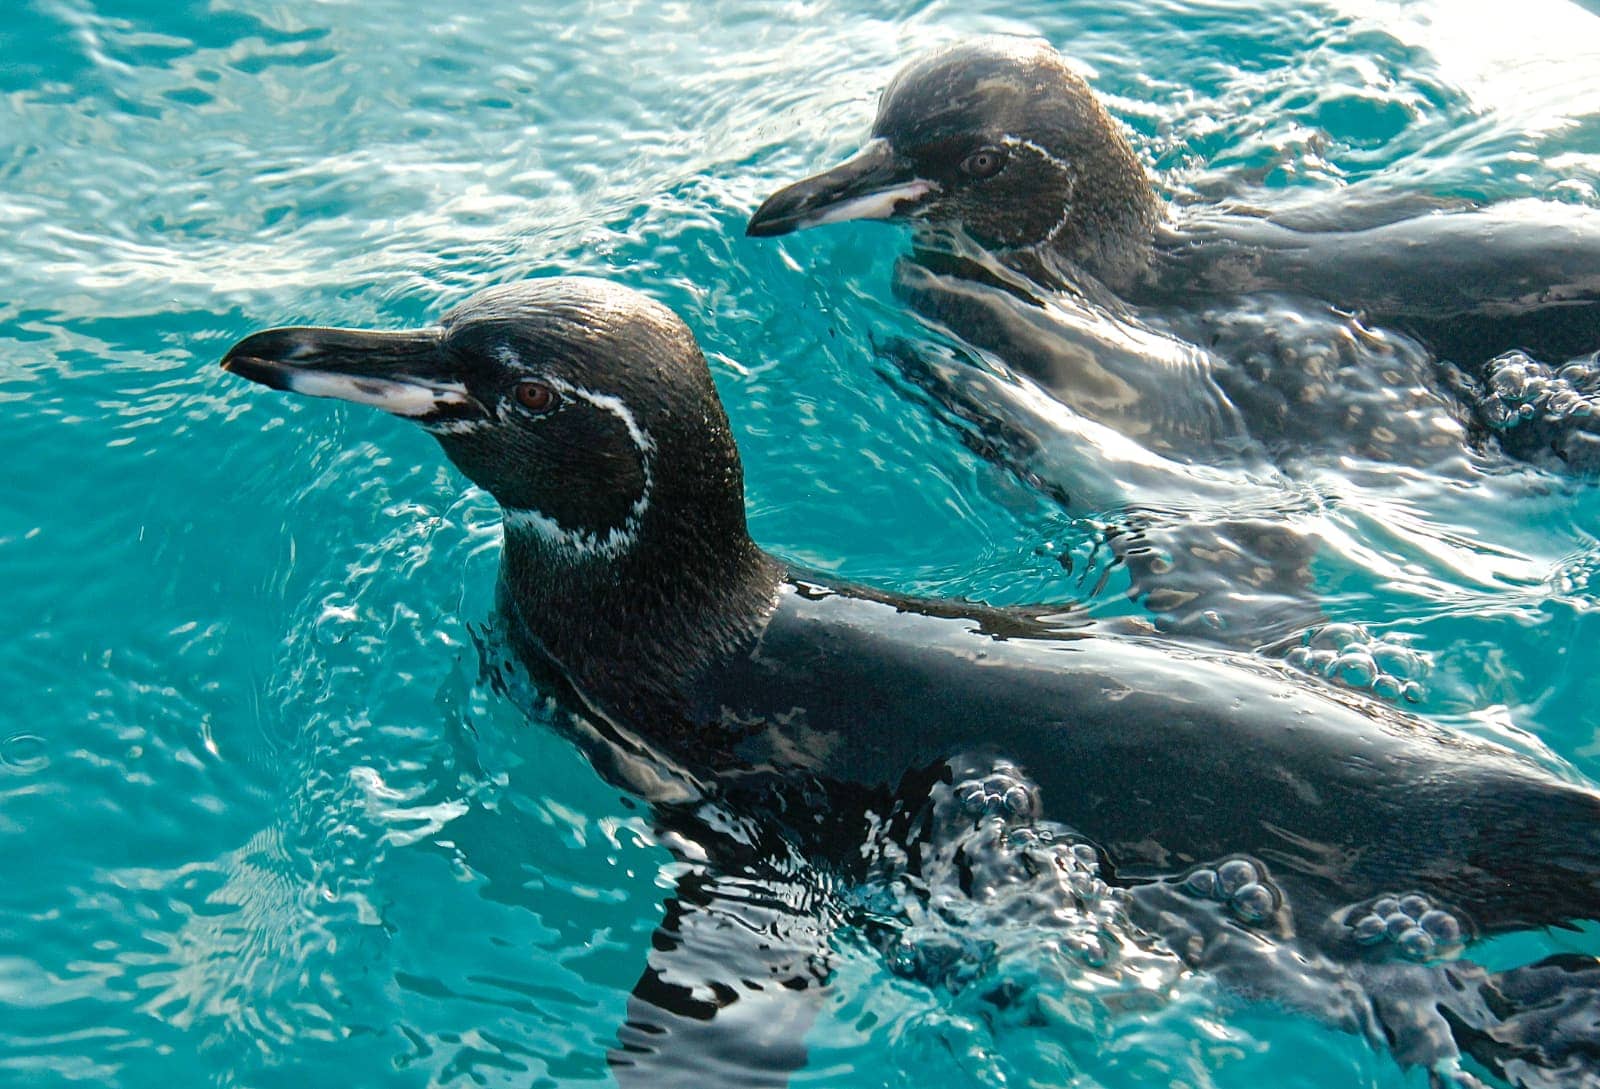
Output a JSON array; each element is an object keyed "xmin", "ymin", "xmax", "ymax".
[{"xmin": 3, "ymin": 0, "xmax": 1600, "ymax": 1085}]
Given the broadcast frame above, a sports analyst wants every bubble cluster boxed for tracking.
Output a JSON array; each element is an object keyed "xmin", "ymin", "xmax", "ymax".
[
  {"xmin": 1477, "ymin": 351, "xmax": 1600, "ymax": 429},
  {"xmin": 954, "ymin": 762, "xmax": 1042, "ymax": 822},
  {"xmin": 883, "ymin": 924, "xmax": 992, "ymax": 990},
  {"xmin": 1170, "ymin": 296, "xmax": 1470, "ymax": 467},
  {"xmin": 1346, "ymin": 893, "xmax": 1467, "ymax": 962},
  {"xmin": 1178, "ymin": 857, "xmax": 1281, "ymax": 925},
  {"xmin": 861, "ymin": 760, "xmax": 1169, "ymax": 997},
  {"xmin": 1282, "ymin": 623, "xmax": 1428, "ymax": 703},
  {"xmin": 1471, "ymin": 350, "xmax": 1600, "ymax": 471}
]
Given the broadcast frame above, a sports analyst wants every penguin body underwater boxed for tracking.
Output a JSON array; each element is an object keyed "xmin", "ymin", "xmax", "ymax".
[{"xmin": 224, "ymin": 277, "xmax": 1600, "ymax": 1088}]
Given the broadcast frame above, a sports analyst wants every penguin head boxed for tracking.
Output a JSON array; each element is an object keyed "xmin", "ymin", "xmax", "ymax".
[
  {"xmin": 222, "ymin": 278, "xmax": 751, "ymax": 567},
  {"xmin": 748, "ymin": 38, "xmax": 1159, "ymax": 261}
]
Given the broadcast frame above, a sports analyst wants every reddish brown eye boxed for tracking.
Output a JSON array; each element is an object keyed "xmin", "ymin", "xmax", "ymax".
[{"xmin": 515, "ymin": 381, "xmax": 558, "ymax": 414}]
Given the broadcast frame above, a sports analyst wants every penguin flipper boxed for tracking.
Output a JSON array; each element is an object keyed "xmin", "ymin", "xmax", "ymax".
[
  {"xmin": 1166, "ymin": 202, "xmax": 1600, "ymax": 364},
  {"xmin": 1443, "ymin": 954, "xmax": 1600, "ymax": 1089},
  {"xmin": 610, "ymin": 864, "xmax": 832, "ymax": 1088},
  {"xmin": 1128, "ymin": 869, "xmax": 1600, "ymax": 1089},
  {"xmin": 1354, "ymin": 954, "xmax": 1600, "ymax": 1089},
  {"xmin": 891, "ymin": 251, "xmax": 1249, "ymax": 462}
]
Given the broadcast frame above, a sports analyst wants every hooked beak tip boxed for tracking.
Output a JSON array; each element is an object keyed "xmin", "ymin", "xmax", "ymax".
[
  {"xmin": 745, "ymin": 204, "xmax": 799, "ymax": 238},
  {"xmin": 219, "ymin": 350, "xmax": 295, "ymax": 392},
  {"xmin": 217, "ymin": 325, "xmax": 468, "ymax": 419},
  {"xmin": 747, "ymin": 177, "xmax": 936, "ymax": 240},
  {"xmin": 747, "ymin": 139, "xmax": 930, "ymax": 240}
]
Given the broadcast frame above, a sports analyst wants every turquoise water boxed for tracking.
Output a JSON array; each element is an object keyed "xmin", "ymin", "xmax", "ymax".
[{"xmin": 4, "ymin": 1, "xmax": 1600, "ymax": 1086}]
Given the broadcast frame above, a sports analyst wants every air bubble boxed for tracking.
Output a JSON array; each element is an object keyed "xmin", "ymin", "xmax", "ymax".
[
  {"xmin": 1216, "ymin": 858, "xmax": 1257, "ymax": 896},
  {"xmin": 1332, "ymin": 649, "xmax": 1377, "ymax": 688},
  {"xmin": 1419, "ymin": 909, "xmax": 1461, "ymax": 944},
  {"xmin": 1397, "ymin": 927, "xmax": 1435, "ymax": 960},
  {"xmin": 1003, "ymin": 785, "xmax": 1031, "ymax": 816},
  {"xmin": 1352, "ymin": 914, "xmax": 1387, "ymax": 944},
  {"xmin": 1231, "ymin": 882, "xmax": 1276, "ymax": 923},
  {"xmin": 1183, "ymin": 868, "xmax": 1218, "ymax": 898},
  {"xmin": 1309, "ymin": 623, "xmax": 1362, "ymax": 651}
]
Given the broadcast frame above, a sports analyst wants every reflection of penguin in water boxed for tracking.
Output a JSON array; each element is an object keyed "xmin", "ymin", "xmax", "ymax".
[
  {"xmin": 747, "ymin": 36, "xmax": 1600, "ymax": 644},
  {"xmin": 223, "ymin": 278, "xmax": 1600, "ymax": 1089}
]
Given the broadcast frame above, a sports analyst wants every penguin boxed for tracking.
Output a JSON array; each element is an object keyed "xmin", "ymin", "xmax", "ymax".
[
  {"xmin": 746, "ymin": 36, "xmax": 1600, "ymax": 378},
  {"xmin": 746, "ymin": 36, "xmax": 1600, "ymax": 648},
  {"xmin": 222, "ymin": 278, "xmax": 1600, "ymax": 1088}
]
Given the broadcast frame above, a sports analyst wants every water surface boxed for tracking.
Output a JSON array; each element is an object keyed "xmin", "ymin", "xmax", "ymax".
[{"xmin": 3, "ymin": 0, "xmax": 1600, "ymax": 1085}]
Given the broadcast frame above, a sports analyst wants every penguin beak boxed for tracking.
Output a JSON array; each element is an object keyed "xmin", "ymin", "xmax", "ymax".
[
  {"xmin": 746, "ymin": 138, "xmax": 937, "ymax": 237},
  {"xmin": 220, "ymin": 325, "xmax": 480, "ymax": 420}
]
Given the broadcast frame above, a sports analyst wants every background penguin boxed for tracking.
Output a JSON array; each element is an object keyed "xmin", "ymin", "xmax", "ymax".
[
  {"xmin": 223, "ymin": 278, "xmax": 1600, "ymax": 1089},
  {"xmin": 747, "ymin": 36, "xmax": 1600, "ymax": 388},
  {"xmin": 746, "ymin": 35, "xmax": 1600, "ymax": 651}
]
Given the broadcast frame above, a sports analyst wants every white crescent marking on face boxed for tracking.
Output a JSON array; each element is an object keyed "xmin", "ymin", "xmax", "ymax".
[
  {"xmin": 1008, "ymin": 136, "xmax": 1071, "ymax": 175},
  {"xmin": 485, "ymin": 351, "xmax": 657, "ymax": 559},
  {"xmin": 1003, "ymin": 137, "xmax": 1074, "ymax": 242}
]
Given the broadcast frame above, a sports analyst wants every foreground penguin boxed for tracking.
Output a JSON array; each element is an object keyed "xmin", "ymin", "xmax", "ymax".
[
  {"xmin": 747, "ymin": 37, "xmax": 1600, "ymax": 473},
  {"xmin": 223, "ymin": 279, "xmax": 1600, "ymax": 1088}
]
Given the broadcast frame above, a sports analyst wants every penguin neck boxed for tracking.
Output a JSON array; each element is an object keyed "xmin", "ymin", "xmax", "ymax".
[
  {"xmin": 1035, "ymin": 181, "xmax": 1164, "ymax": 297},
  {"xmin": 497, "ymin": 514, "xmax": 783, "ymax": 727},
  {"xmin": 1014, "ymin": 114, "xmax": 1167, "ymax": 295}
]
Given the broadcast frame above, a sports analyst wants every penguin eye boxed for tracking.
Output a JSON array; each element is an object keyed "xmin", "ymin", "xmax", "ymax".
[
  {"xmin": 515, "ymin": 381, "xmax": 559, "ymax": 414},
  {"xmin": 960, "ymin": 147, "xmax": 1008, "ymax": 179}
]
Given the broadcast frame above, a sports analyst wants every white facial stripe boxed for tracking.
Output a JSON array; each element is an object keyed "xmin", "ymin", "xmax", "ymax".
[
  {"xmin": 805, "ymin": 180, "xmax": 938, "ymax": 228},
  {"xmin": 1044, "ymin": 202, "xmax": 1073, "ymax": 243},
  {"xmin": 545, "ymin": 376, "xmax": 655, "ymax": 455},
  {"xmin": 501, "ymin": 506, "xmax": 643, "ymax": 559},
  {"xmin": 1004, "ymin": 136, "xmax": 1074, "ymax": 241},
  {"xmin": 283, "ymin": 370, "xmax": 472, "ymax": 418},
  {"xmin": 489, "ymin": 362, "xmax": 656, "ymax": 560},
  {"xmin": 1008, "ymin": 136, "xmax": 1071, "ymax": 175}
]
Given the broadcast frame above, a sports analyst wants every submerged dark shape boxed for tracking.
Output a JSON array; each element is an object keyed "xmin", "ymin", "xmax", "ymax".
[{"xmin": 223, "ymin": 278, "xmax": 1600, "ymax": 1088}]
